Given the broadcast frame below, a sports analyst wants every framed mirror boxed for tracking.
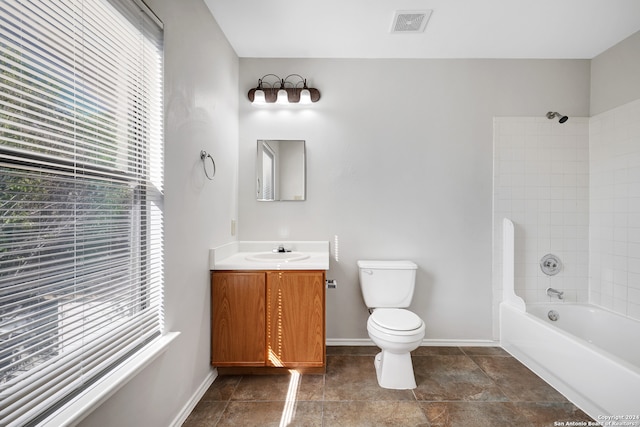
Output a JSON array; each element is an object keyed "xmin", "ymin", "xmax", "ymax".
[{"xmin": 256, "ymin": 140, "xmax": 306, "ymax": 201}]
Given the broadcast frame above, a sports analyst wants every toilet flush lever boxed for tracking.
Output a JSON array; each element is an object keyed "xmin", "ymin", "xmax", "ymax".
[{"xmin": 362, "ymin": 269, "xmax": 373, "ymax": 275}]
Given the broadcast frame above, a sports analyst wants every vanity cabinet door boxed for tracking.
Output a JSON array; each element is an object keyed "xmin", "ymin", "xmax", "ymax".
[
  {"xmin": 211, "ymin": 272, "xmax": 266, "ymax": 366},
  {"xmin": 266, "ymin": 271, "xmax": 325, "ymax": 368}
]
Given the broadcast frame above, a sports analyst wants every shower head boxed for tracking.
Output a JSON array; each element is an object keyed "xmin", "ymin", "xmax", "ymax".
[{"xmin": 546, "ymin": 111, "xmax": 568, "ymax": 123}]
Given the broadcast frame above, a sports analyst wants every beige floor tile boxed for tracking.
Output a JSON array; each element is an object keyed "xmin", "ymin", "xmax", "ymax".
[
  {"xmin": 324, "ymin": 401, "xmax": 429, "ymax": 427},
  {"xmin": 182, "ymin": 400, "xmax": 227, "ymax": 427},
  {"xmin": 471, "ymin": 356, "xmax": 567, "ymax": 402},
  {"xmin": 230, "ymin": 373, "xmax": 324, "ymax": 401},
  {"xmin": 514, "ymin": 402, "xmax": 593, "ymax": 427},
  {"xmin": 420, "ymin": 401, "xmax": 529, "ymax": 427},
  {"xmin": 215, "ymin": 401, "xmax": 323, "ymax": 427},
  {"xmin": 200, "ymin": 376, "xmax": 240, "ymax": 401},
  {"xmin": 189, "ymin": 347, "xmax": 596, "ymax": 426},
  {"xmin": 324, "ymin": 355, "xmax": 415, "ymax": 401},
  {"xmin": 412, "ymin": 346, "xmax": 465, "ymax": 356},
  {"xmin": 412, "ymin": 355, "xmax": 508, "ymax": 401},
  {"xmin": 460, "ymin": 346, "xmax": 510, "ymax": 356}
]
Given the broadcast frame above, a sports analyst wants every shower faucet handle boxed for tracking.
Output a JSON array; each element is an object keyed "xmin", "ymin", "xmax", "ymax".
[{"xmin": 540, "ymin": 254, "xmax": 562, "ymax": 276}]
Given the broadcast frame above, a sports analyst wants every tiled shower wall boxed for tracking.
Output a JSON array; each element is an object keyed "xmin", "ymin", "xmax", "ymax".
[
  {"xmin": 590, "ymin": 99, "xmax": 640, "ymax": 319},
  {"xmin": 493, "ymin": 117, "xmax": 590, "ymax": 314},
  {"xmin": 493, "ymin": 101, "xmax": 640, "ymax": 325}
]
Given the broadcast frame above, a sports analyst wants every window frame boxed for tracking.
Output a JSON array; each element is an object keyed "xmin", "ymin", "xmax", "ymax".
[{"xmin": 0, "ymin": 1, "xmax": 164, "ymax": 425}]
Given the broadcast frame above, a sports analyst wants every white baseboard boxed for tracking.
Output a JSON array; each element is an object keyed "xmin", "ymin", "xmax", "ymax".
[
  {"xmin": 170, "ymin": 368, "xmax": 217, "ymax": 427},
  {"xmin": 326, "ymin": 338, "xmax": 373, "ymax": 346},
  {"xmin": 420, "ymin": 339, "xmax": 499, "ymax": 347},
  {"xmin": 326, "ymin": 338, "xmax": 499, "ymax": 347}
]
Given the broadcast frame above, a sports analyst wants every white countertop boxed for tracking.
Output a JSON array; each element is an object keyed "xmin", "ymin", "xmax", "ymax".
[{"xmin": 209, "ymin": 241, "xmax": 330, "ymax": 270}]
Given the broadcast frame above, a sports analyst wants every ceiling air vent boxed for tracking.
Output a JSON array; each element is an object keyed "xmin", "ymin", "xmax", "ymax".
[{"xmin": 391, "ymin": 10, "xmax": 432, "ymax": 33}]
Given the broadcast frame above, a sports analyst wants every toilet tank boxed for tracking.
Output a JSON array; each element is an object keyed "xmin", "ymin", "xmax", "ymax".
[{"xmin": 357, "ymin": 260, "xmax": 418, "ymax": 308}]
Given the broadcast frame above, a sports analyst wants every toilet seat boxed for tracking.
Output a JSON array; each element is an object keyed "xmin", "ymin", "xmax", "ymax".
[{"xmin": 370, "ymin": 309, "xmax": 423, "ymax": 334}]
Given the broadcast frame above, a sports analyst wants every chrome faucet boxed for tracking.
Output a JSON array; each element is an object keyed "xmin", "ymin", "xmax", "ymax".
[
  {"xmin": 272, "ymin": 244, "xmax": 291, "ymax": 253},
  {"xmin": 546, "ymin": 287, "xmax": 564, "ymax": 300}
]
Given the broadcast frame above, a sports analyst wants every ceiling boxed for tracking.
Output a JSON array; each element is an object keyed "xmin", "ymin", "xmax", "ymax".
[{"xmin": 202, "ymin": 0, "xmax": 640, "ymax": 59}]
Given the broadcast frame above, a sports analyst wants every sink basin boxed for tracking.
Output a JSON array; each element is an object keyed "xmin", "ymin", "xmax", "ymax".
[{"xmin": 245, "ymin": 252, "xmax": 310, "ymax": 262}]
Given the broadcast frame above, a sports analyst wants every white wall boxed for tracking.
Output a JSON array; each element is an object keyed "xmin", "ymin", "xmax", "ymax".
[
  {"xmin": 590, "ymin": 31, "xmax": 640, "ymax": 116},
  {"xmin": 588, "ymin": 30, "xmax": 640, "ymax": 321},
  {"xmin": 79, "ymin": 0, "xmax": 239, "ymax": 425},
  {"xmin": 238, "ymin": 59, "xmax": 590, "ymax": 342},
  {"xmin": 590, "ymin": 99, "xmax": 640, "ymax": 319}
]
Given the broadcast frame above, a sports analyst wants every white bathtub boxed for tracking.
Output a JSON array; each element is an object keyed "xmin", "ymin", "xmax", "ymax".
[{"xmin": 501, "ymin": 302, "xmax": 640, "ymax": 419}]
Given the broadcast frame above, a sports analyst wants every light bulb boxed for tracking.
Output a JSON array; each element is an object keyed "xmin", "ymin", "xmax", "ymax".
[
  {"xmin": 299, "ymin": 88, "xmax": 311, "ymax": 104},
  {"xmin": 252, "ymin": 89, "xmax": 266, "ymax": 104},
  {"xmin": 277, "ymin": 88, "xmax": 289, "ymax": 104}
]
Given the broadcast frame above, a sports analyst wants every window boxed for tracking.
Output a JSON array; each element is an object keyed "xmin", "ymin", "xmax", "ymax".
[
  {"xmin": 262, "ymin": 143, "xmax": 276, "ymax": 200},
  {"xmin": 0, "ymin": 1, "xmax": 163, "ymax": 425}
]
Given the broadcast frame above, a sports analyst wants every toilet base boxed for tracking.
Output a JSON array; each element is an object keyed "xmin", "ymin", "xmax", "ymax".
[{"xmin": 374, "ymin": 351, "xmax": 417, "ymax": 390}]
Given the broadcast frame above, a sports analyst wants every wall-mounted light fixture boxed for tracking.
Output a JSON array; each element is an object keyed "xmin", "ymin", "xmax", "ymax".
[{"xmin": 248, "ymin": 74, "xmax": 320, "ymax": 105}]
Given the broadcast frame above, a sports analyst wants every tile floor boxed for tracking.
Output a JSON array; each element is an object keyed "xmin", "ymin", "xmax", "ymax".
[{"xmin": 183, "ymin": 346, "xmax": 593, "ymax": 426}]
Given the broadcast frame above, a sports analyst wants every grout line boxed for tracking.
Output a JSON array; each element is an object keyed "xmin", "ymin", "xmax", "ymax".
[
  {"xmin": 200, "ymin": 348, "xmax": 588, "ymax": 425},
  {"xmin": 320, "ymin": 372, "xmax": 326, "ymax": 427},
  {"xmin": 213, "ymin": 375, "xmax": 243, "ymax": 426},
  {"xmin": 459, "ymin": 348, "xmax": 511, "ymax": 400},
  {"xmin": 213, "ymin": 400, "xmax": 229, "ymax": 427}
]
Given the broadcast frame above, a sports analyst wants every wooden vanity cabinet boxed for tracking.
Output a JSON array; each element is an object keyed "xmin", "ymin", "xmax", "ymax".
[
  {"xmin": 266, "ymin": 271, "xmax": 325, "ymax": 368},
  {"xmin": 211, "ymin": 272, "xmax": 266, "ymax": 366},
  {"xmin": 211, "ymin": 270, "xmax": 325, "ymax": 371}
]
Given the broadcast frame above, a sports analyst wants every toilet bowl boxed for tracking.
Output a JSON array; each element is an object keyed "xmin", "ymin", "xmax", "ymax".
[
  {"xmin": 367, "ymin": 308, "xmax": 425, "ymax": 389},
  {"xmin": 357, "ymin": 260, "xmax": 425, "ymax": 390}
]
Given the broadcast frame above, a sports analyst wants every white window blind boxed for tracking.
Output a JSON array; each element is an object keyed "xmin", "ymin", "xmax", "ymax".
[{"xmin": 0, "ymin": 1, "xmax": 164, "ymax": 426}]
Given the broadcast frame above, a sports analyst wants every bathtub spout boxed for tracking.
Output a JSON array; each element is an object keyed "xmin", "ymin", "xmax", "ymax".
[{"xmin": 546, "ymin": 287, "xmax": 564, "ymax": 300}]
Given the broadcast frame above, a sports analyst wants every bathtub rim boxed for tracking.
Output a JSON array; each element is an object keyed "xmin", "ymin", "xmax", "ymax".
[
  {"xmin": 524, "ymin": 302, "xmax": 640, "ymax": 375},
  {"xmin": 500, "ymin": 301, "xmax": 640, "ymax": 418}
]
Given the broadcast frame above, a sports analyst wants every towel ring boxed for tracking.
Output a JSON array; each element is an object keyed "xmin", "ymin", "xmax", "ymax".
[{"xmin": 200, "ymin": 150, "xmax": 216, "ymax": 180}]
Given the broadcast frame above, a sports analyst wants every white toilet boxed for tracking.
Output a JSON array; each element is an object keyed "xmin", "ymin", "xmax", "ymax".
[{"xmin": 357, "ymin": 260, "xmax": 425, "ymax": 390}]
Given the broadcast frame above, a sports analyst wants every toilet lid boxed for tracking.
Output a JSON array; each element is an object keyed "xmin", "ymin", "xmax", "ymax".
[{"xmin": 371, "ymin": 309, "xmax": 423, "ymax": 331}]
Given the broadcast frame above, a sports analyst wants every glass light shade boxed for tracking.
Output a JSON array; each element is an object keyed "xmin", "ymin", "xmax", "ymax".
[
  {"xmin": 253, "ymin": 89, "xmax": 266, "ymax": 104},
  {"xmin": 299, "ymin": 88, "xmax": 312, "ymax": 104},
  {"xmin": 276, "ymin": 88, "xmax": 289, "ymax": 104}
]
